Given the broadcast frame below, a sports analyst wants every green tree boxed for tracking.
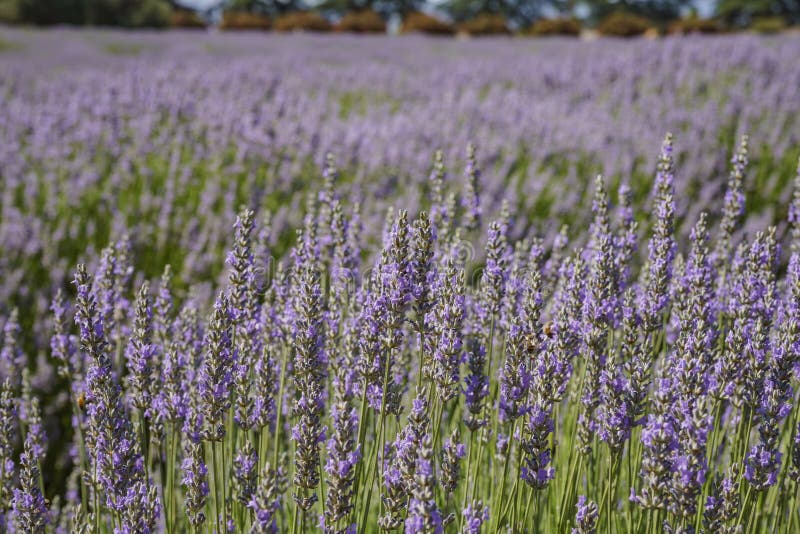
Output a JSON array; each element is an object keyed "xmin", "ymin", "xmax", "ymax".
[
  {"xmin": 377, "ymin": 0, "xmax": 424, "ymax": 17},
  {"xmin": 8, "ymin": 0, "xmax": 174, "ymax": 25},
  {"xmin": 317, "ymin": 0, "xmax": 424, "ymax": 18},
  {"xmin": 444, "ymin": 0, "xmax": 547, "ymax": 25},
  {"xmin": 715, "ymin": 0, "xmax": 800, "ymax": 27},
  {"xmin": 13, "ymin": 0, "xmax": 85, "ymax": 24},
  {"xmin": 581, "ymin": 0, "xmax": 694, "ymax": 23},
  {"xmin": 223, "ymin": 0, "xmax": 301, "ymax": 15}
]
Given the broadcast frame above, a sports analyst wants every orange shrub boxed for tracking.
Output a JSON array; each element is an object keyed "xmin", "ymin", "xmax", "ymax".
[
  {"xmin": 170, "ymin": 10, "xmax": 207, "ymax": 29},
  {"xmin": 274, "ymin": 11, "xmax": 332, "ymax": 32},
  {"xmin": 667, "ymin": 17, "xmax": 721, "ymax": 35},
  {"xmin": 597, "ymin": 12, "xmax": 651, "ymax": 37},
  {"xmin": 401, "ymin": 12, "xmax": 454, "ymax": 35},
  {"xmin": 336, "ymin": 10, "xmax": 386, "ymax": 33},
  {"xmin": 219, "ymin": 11, "xmax": 271, "ymax": 31},
  {"xmin": 457, "ymin": 13, "xmax": 510, "ymax": 36},
  {"xmin": 527, "ymin": 17, "xmax": 581, "ymax": 36}
]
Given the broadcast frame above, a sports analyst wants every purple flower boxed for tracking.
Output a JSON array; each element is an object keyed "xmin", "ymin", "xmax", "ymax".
[
  {"xmin": 498, "ymin": 319, "xmax": 531, "ymax": 422},
  {"xmin": 125, "ymin": 282, "xmax": 156, "ymax": 417},
  {"xmin": 430, "ymin": 260, "xmax": 465, "ymax": 402},
  {"xmin": 572, "ymin": 495, "xmax": 598, "ymax": 534},
  {"xmin": 12, "ymin": 431, "xmax": 48, "ymax": 533},
  {"xmin": 461, "ymin": 143, "xmax": 481, "ymax": 232},
  {"xmin": 405, "ymin": 435, "xmax": 444, "ymax": 534},
  {"xmin": 0, "ymin": 379, "xmax": 16, "ymax": 515},
  {"xmin": 249, "ymin": 463, "xmax": 281, "ymax": 534},
  {"xmin": 441, "ymin": 428, "xmax": 464, "ymax": 495},
  {"xmin": 0, "ymin": 309, "xmax": 24, "ymax": 391},
  {"xmin": 233, "ymin": 441, "xmax": 258, "ymax": 507},
  {"xmin": 713, "ymin": 135, "xmax": 748, "ymax": 267},
  {"xmin": 197, "ymin": 291, "xmax": 235, "ymax": 441},
  {"xmin": 291, "ymin": 263, "xmax": 327, "ymax": 511},
  {"xmin": 462, "ymin": 500, "xmax": 489, "ymax": 534},
  {"xmin": 641, "ymin": 133, "xmax": 676, "ymax": 333},
  {"xmin": 744, "ymin": 444, "xmax": 781, "ymax": 490},
  {"xmin": 181, "ymin": 436, "xmax": 208, "ymax": 529},
  {"xmin": 324, "ymin": 393, "xmax": 360, "ymax": 529}
]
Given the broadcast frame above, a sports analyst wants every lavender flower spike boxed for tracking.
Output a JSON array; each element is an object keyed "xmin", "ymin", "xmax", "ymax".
[
  {"xmin": 291, "ymin": 263, "xmax": 326, "ymax": 512},
  {"xmin": 789, "ymin": 156, "xmax": 800, "ymax": 254},
  {"xmin": 198, "ymin": 291, "xmax": 234, "ymax": 442},
  {"xmin": 181, "ymin": 437, "xmax": 208, "ymax": 530},
  {"xmin": 250, "ymin": 463, "xmax": 280, "ymax": 534},
  {"xmin": 0, "ymin": 308, "xmax": 24, "ymax": 391},
  {"xmin": 462, "ymin": 143, "xmax": 482, "ymax": 232},
  {"xmin": 126, "ymin": 281, "xmax": 156, "ymax": 417},
  {"xmin": 74, "ymin": 264, "xmax": 150, "ymax": 516},
  {"xmin": 461, "ymin": 500, "xmax": 489, "ymax": 534},
  {"xmin": 324, "ymin": 376, "xmax": 360, "ymax": 531},
  {"xmin": 13, "ymin": 429, "xmax": 49, "ymax": 533},
  {"xmin": 642, "ymin": 132, "xmax": 676, "ymax": 333},
  {"xmin": 713, "ymin": 135, "xmax": 748, "ymax": 268},
  {"xmin": 405, "ymin": 434, "xmax": 444, "ymax": 534},
  {"xmin": 572, "ymin": 496, "xmax": 598, "ymax": 534},
  {"xmin": 0, "ymin": 379, "xmax": 15, "ymax": 523}
]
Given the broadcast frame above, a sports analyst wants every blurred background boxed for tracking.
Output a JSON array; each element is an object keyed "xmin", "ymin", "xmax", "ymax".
[{"xmin": 0, "ymin": 0, "xmax": 798, "ymax": 38}]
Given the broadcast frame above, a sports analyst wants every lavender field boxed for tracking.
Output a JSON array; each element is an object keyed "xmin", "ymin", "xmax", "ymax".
[{"xmin": 1, "ymin": 28, "xmax": 800, "ymax": 533}]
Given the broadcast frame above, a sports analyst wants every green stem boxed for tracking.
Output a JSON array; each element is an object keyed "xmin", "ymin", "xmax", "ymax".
[
  {"xmin": 318, "ymin": 452, "xmax": 327, "ymax": 526},
  {"xmin": 290, "ymin": 495, "xmax": 299, "ymax": 534},
  {"xmin": 737, "ymin": 483, "xmax": 753, "ymax": 528},
  {"xmin": 416, "ymin": 317, "xmax": 425, "ymax": 390},
  {"xmin": 559, "ymin": 448, "xmax": 584, "ymax": 531},
  {"xmin": 492, "ymin": 419, "xmax": 517, "ymax": 531},
  {"xmin": 70, "ymin": 399, "xmax": 90, "ymax": 515},
  {"xmin": 459, "ymin": 429, "xmax": 475, "ymax": 531},
  {"xmin": 211, "ymin": 441, "xmax": 221, "ymax": 534},
  {"xmin": 603, "ymin": 451, "xmax": 621, "ymax": 533},
  {"xmin": 361, "ymin": 347, "xmax": 394, "ymax": 526},
  {"xmin": 352, "ymin": 383, "xmax": 370, "ymax": 524},
  {"xmin": 788, "ymin": 482, "xmax": 799, "ymax": 534},
  {"xmin": 272, "ymin": 347, "xmax": 289, "ymax": 469},
  {"xmin": 222, "ymin": 439, "xmax": 228, "ymax": 531}
]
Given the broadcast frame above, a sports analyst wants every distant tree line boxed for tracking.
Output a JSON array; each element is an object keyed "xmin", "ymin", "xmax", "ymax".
[
  {"xmin": 1, "ymin": 0, "xmax": 798, "ymax": 31},
  {"xmin": 0, "ymin": 0, "xmax": 181, "ymax": 26}
]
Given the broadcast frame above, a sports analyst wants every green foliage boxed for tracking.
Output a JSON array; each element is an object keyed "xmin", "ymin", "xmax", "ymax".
[
  {"xmin": 597, "ymin": 11, "xmax": 652, "ymax": 36},
  {"xmin": 401, "ymin": 11, "xmax": 455, "ymax": 34},
  {"xmin": 0, "ymin": 0, "xmax": 19, "ymax": 22},
  {"xmin": 316, "ymin": 0, "xmax": 371, "ymax": 17},
  {"xmin": 375, "ymin": 0, "xmax": 424, "ymax": 17},
  {"xmin": 6, "ymin": 0, "xmax": 176, "ymax": 26},
  {"xmin": 457, "ymin": 12, "xmax": 510, "ymax": 33},
  {"xmin": 444, "ymin": 0, "xmax": 546, "ymax": 26},
  {"xmin": 583, "ymin": 0, "xmax": 692, "ymax": 25},
  {"xmin": 170, "ymin": 9, "xmax": 207, "ymax": 28},
  {"xmin": 715, "ymin": 0, "xmax": 800, "ymax": 28},
  {"xmin": 526, "ymin": 16, "xmax": 582, "ymax": 36},
  {"xmin": 335, "ymin": 9, "xmax": 386, "ymax": 32},
  {"xmin": 15, "ymin": 0, "xmax": 86, "ymax": 25},
  {"xmin": 0, "ymin": 35, "xmax": 22, "ymax": 51},
  {"xmin": 752, "ymin": 15, "xmax": 788, "ymax": 33},
  {"xmin": 667, "ymin": 15, "xmax": 722, "ymax": 34},
  {"xmin": 129, "ymin": 0, "xmax": 171, "ymax": 28},
  {"xmin": 317, "ymin": 0, "xmax": 423, "ymax": 19},
  {"xmin": 274, "ymin": 10, "xmax": 332, "ymax": 31},
  {"xmin": 219, "ymin": 10, "xmax": 271, "ymax": 29},
  {"xmin": 102, "ymin": 41, "xmax": 147, "ymax": 55},
  {"xmin": 223, "ymin": 0, "xmax": 300, "ymax": 17}
]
